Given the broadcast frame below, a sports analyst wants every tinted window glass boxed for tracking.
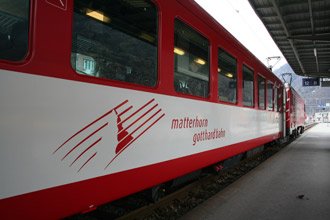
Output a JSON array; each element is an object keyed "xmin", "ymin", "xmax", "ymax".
[
  {"xmin": 277, "ymin": 86, "xmax": 283, "ymax": 112},
  {"xmin": 72, "ymin": 0, "xmax": 158, "ymax": 87},
  {"xmin": 258, "ymin": 75, "xmax": 265, "ymax": 109},
  {"xmin": 274, "ymin": 87, "xmax": 278, "ymax": 112},
  {"xmin": 174, "ymin": 19, "xmax": 209, "ymax": 98},
  {"xmin": 0, "ymin": 0, "xmax": 29, "ymax": 61},
  {"xmin": 218, "ymin": 49, "xmax": 237, "ymax": 103},
  {"xmin": 277, "ymin": 87, "xmax": 282, "ymax": 112},
  {"xmin": 243, "ymin": 65, "xmax": 254, "ymax": 107},
  {"xmin": 267, "ymin": 82, "xmax": 274, "ymax": 110}
]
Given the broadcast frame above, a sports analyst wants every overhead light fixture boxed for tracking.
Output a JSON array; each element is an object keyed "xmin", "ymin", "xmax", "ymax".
[
  {"xmin": 194, "ymin": 58, "xmax": 206, "ymax": 65},
  {"xmin": 225, "ymin": 72, "xmax": 233, "ymax": 78},
  {"xmin": 174, "ymin": 47, "xmax": 185, "ymax": 56},
  {"xmin": 86, "ymin": 10, "xmax": 110, "ymax": 23},
  {"xmin": 314, "ymin": 48, "xmax": 317, "ymax": 57}
]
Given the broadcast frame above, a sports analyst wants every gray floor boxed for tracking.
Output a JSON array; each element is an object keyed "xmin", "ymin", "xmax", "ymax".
[{"xmin": 180, "ymin": 123, "xmax": 330, "ymax": 220}]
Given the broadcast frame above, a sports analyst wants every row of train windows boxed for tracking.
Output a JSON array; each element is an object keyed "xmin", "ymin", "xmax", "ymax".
[{"xmin": 0, "ymin": 0, "xmax": 280, "ymax": 111}]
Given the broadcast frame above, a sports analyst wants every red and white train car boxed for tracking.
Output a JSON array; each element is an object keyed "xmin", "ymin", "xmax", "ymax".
[
  {"xmin": 0, "ymin": 0, "xmax": 303, "ymax": 219},
  {"xmin": 285, "ymin": 84, "xmax": 306, "ymax": 136}
]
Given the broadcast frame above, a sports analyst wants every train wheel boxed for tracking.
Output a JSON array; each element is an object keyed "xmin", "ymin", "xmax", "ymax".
[
  {"xmin": 149, "ymin": 184, "xmax": 167, "ymax": 202},
  {"xmin": 300, "ymin": 127, "xmax": 304, "ymax": 134}
]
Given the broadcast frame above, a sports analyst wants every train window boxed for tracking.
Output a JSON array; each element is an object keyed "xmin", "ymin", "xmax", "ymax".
[
  {"xmin": 267, "ymin": 82, "xmax": 274, "ymax": 110},
  {"xmin": 71, "ymin": 0, "xmax": 158, "ymax": 87},
  {"xmin": 274, "ymin": 87, "xmax": 278, "ymax": 112},
  {"xmin": 258, "ymin": 75, "xmax": 265, "ymax": 110},
  {"xmin": 277, "ymin": 87, "xmax": 282, "ymax": 112},
  {"xmin": 0, "ymin": 0, "xmax": 29, "ymax": 61},
  {"xmin": 218, "ymin": 49, "xmax": 237, "ymax": 103},
  {"xmin": 242, "ymin": 65, "xmax": 254, "ymax": 107},
  {"xmin": 174, "ymin": 19, "xmax": 209, "ymax": 98}
]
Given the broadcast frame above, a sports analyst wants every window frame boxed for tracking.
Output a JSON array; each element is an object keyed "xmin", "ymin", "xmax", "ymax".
[
  {"xmin": 173, "ymin": 18, "xmax": 211, "ymax": 99},
  {"xmin": 217, "ymin": 47, "xmax": 238, "ymax": 105},
  {"xmin": 267, "ymin": 81, "xmax": 274, "ymax": 111},
  {"xmin": 242, "ymin": 64, "xmax": 255, "ymax": 108},
  {"xmin": 257, "ymin": 74, "xmax": 266, "ymax": 110},
  {"xmin": 0, "ymin": 0, "xmax": 31, "ymax": 62},
  {"xmin": 274, "ymin": 85, "xmax": 278, "ymax": 112},
  {"xmin": 70, "ymin": 0, "xmax": 159, "ymax": 89},
  {"xmin": 277, "ymin": 86, "xmax": 283, "ymax": 112}
]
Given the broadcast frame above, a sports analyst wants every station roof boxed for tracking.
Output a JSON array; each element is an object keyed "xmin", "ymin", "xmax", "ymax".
[{"xmin": 248, "ymin": 0, "xmax": 330, "ymax": 78}]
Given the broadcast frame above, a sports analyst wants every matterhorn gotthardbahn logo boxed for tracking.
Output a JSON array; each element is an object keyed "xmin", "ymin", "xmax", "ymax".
[{"xmin": 53, "ymin": 99, "xmax": 165, "ymax": 172}]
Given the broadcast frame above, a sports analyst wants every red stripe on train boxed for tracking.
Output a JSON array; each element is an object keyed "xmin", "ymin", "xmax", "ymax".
[{"xmin": 0, "ymin": 133, "xmax": 280, "ymax": 220}]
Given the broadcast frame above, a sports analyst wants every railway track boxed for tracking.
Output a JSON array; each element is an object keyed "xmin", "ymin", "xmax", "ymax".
[
  {"xmin": 69, "ymin": 124, "xmax": 316, "ymax": 220},
  {"xmin": 70, "ymin": 146, "xmax": 277, "ymax": 219}
]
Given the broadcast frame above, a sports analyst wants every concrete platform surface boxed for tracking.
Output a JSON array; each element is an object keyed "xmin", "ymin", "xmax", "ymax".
[{"xmin": 180, "ymin": 123, "xmax": 330, "ymax": 220}]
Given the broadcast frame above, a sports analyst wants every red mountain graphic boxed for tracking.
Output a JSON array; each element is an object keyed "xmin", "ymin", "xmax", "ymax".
[
  {"xmin": 53, "ymin": 99, "xmax": 165, "ymax": 172},
  {"xmin": 115, "ymin": 109, "xmax": 133, "ymax": 154}
]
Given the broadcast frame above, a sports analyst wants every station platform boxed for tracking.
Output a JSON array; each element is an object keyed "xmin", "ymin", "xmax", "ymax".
[{"xmin": 180, "ymin": 123, "xmax": 330, "ymax": 220}]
